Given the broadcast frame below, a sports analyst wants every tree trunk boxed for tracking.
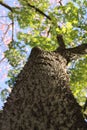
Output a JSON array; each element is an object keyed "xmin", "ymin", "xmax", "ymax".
[{"xmin": 1, "ymin": 47, "xmax": 87, "ymax": 130}]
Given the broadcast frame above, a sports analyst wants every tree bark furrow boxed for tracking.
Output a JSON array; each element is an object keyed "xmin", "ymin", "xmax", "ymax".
[{"xmin": 0, "ymin": 47, "xmax": 87, "ymax": 130}]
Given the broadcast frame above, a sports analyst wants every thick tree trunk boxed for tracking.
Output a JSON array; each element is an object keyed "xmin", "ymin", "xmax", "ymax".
[{"xmin": 0, "ymin": 47, "xmax": 87, "ymax": 130}]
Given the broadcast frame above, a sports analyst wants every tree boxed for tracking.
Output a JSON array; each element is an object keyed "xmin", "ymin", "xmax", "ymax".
[{"xmin": 0, "ymin": 0, "xmax": 87, "ymax": 129}]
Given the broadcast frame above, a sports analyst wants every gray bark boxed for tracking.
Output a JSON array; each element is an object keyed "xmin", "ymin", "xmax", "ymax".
[{"xmin": 0, "ymin": 47, "xmax": 87, "ymax": 130}]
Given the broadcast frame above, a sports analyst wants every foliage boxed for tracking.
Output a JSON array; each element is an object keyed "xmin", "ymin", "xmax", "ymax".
[
  {"xmin": 5, "ymin": 41, "xmax": 26, "ymax": 67},
  {"xmin": 70, "ymin": 56, "xmax": 87, "ymax": 105}
]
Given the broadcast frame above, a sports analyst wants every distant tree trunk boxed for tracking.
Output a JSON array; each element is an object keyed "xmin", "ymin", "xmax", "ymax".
[{"xmin": 0, "ymin": 47, "xmax": 87, "ymax": 130}]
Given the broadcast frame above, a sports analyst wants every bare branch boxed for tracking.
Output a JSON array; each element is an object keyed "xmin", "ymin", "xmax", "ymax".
[
  {"xmin": 0, "ymin": 1, "xmax": 13, "ymax": 12},
  {"xmin": 12, "ymin": 15, "xmax": 14, "ymax": 41},
  {"xmin": 1, "ymin": 23, "xmax": 12, "ymax": 42},
  {"xmin": 0, "ymin": 57, "xmax": 5, "ymax": 64},
  {"xmin": 0, "ymin": 16, "xmax": 8, "ymax": 17},
  {"xmin": 0, "ymin": 2, "xmax": 14, "ymax": 42}
]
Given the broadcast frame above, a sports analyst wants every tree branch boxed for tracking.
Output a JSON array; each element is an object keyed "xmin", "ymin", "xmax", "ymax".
[
  {"xmin": 59, "ymin": 0, "xmax": 63, "ymax": 6},
  {"xmin": 0, "ymin": 57, "xmax": 5, "ymax": 64},
  {"xmin": 0, "ymin": 1, "xmax": 14, "ymax": 41},
  {"xmin": 67, "ymin": 43, "xmax": 87, "ymax": 54},
  {"xmin": 65, "ymin": 43, "xmax": 87, "ymax": 62},
  {"xmin": 56, "ymin": 43, "xmax": 87, "ymax": 63},
  {"xmin": 56, "ymin": 34, "xmax": 66, "ymax": 49},
  {"xmin": 27, "ymin": 2, "xmax": 51, "ymax": 21},
  {"xmin": 26, "ymin": 2, "xmax": 66, "ymax": 48},
  {"xmin": 0, "ymin": 1, "xmax": 13, "ymax": 12},
  {"xmin": 83, "ymin": 98, "xmax": 87, "ymax": 111}
]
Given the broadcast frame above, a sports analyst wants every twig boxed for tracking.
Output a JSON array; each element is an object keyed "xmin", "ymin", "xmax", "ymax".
[
  {"xmin": 0, "ymin": 16, "xmax": 8, "ymax": 17},
  {"xmin": 83, "ymin": 98, "xmax": 87, "ymax": 111},
  {"xmin": 0, "ymin": 1, "xmax": 14, "ymax": 41},
  {"xmin": 12, "ymin": 14, "xmax": 14, "ymax": 41},
  {"xmin": 0, "ymin": 57, "xmax": 5, "ymax": 64},
  {"xmin": 59, "ymin": 0, "xmax": 63, "ymax": 6},
  {"xmin": 1, "ymin": 23, "xmax": 12, "ymax": 42}
]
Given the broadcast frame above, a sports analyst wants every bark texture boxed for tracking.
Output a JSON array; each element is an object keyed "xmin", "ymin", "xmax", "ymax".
[{"xmin": 0, "ymin": 47, "xmax": 87, "ymax": 130}]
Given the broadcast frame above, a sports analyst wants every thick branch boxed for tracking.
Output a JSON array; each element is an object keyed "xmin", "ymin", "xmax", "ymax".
[
  {"xmin": 65, "ymin": 43, "xmax": 87, "ymax": 62},
  {"xmin": 56, "ymin": 43, "xmax": 87, "ymax": 63},
  {"xmin": 67, "ymin": 43, "xmax": 87, "ymax": 54},
  {"xmin": 57, "ymin": 34, "xmax": 66, "ymax": 49},
  {"xmin": 0, "ymin": 1, "xmax": 13, "ymax": 12}
]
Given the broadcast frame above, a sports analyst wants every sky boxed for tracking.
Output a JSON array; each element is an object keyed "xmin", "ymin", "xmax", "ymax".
[
  {"xmin": 0, "ymin": 0, "xmax": 22, "ymax": 109},
  {"xmin": 0, "ymin": 0, "xmax": 69, "ymax": 109}
]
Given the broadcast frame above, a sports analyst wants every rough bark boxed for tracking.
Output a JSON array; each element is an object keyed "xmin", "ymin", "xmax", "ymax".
[{"xmin": 0, "ymin": 47, "xmax": 87, "ymax": 130}]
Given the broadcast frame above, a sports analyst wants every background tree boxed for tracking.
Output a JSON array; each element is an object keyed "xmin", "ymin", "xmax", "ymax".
[{"xmin": 0, "ymin": 0, "xmax": 87, "ymax": 129}]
